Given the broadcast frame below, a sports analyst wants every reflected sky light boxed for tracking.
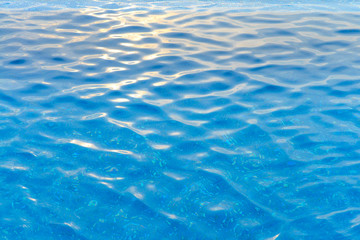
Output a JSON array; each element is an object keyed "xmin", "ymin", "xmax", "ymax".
[{"xmin": 1, "ymin": 3, "xmax": 360, "ymax": 239}]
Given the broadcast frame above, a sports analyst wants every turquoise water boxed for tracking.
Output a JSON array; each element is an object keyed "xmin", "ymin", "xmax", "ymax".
[{"xmin": 1, "ymin": 1, "xmax": 360, "ymax": 239}]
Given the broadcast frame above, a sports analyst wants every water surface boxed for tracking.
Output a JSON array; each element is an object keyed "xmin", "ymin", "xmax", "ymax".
[{"xmin": 1, "ymin": 4, "xmax": 360, "ymax": 240}]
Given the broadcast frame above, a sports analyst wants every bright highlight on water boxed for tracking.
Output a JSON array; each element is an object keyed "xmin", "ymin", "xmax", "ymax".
[{"xmin": 1, "ymin": 1, "xmax": 360, "ymax": 239}]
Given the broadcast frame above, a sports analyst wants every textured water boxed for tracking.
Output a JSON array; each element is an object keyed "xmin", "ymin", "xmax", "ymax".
[{"xmin": 1, "ymin": 3, "xmax": 360, "ymax": 240}]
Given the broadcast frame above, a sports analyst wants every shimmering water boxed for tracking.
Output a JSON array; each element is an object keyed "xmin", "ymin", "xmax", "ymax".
[{"xmin": 1, "ymin": 2, "xmax": 360, "ymax": 239}]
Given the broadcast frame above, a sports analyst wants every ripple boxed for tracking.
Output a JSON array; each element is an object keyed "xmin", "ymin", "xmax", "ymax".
[{"xmin": 0, "ymin": 5, "xmax": 360, "ymax": 240}]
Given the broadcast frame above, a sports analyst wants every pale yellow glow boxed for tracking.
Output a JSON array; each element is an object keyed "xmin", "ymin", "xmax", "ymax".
[
  {"xmin": 128, "ymin": 90, "xmax": 150, "ymax": 98},
  {"xmin": 111, "ymin": 98, "xmax": 130, "ymax": 103},
  {"xmin": 105, "ymin": 66, "xmax": 127, "ymax": 72}
]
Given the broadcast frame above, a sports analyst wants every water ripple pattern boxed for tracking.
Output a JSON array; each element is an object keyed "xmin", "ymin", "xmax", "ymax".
[{"xmin": 1, "ymin": 6, "xmax": 360, "ymax": 240}]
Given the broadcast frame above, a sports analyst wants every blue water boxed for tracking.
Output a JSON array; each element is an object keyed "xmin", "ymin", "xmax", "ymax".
[{"xmin": 1, "ymin": 1, "xmax": 360, "ymax": 239}]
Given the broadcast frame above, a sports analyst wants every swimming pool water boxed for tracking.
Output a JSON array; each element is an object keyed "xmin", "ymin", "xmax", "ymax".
[{"xmin": 1, "ymin": 2, "xmax": 360, "ymax": 239}]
